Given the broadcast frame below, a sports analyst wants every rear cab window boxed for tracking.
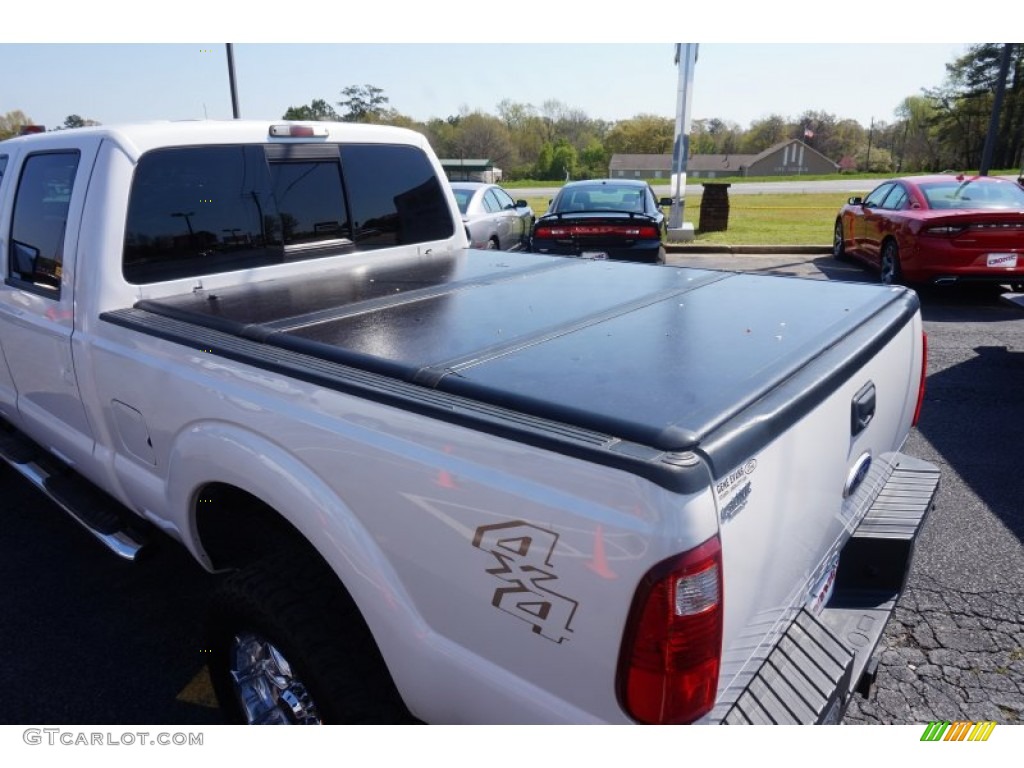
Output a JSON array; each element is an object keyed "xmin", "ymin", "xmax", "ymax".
[{"xmin": 123, "ymin": 142, "xmax": 453, "ymax": 284}]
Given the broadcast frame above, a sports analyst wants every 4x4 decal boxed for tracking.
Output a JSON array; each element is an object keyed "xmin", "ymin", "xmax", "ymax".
[{"xmin": 473, "ymin": 521, "xmax": 578, "ymax": 644}]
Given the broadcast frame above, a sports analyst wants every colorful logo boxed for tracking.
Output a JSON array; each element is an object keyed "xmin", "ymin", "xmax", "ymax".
[{"xmin": 921, "ymin": 721, "xmax": 996, "ymax": 742}]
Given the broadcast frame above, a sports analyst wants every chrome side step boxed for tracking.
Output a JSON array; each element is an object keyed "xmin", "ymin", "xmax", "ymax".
[{"xmin": 0, "ymin": 421, "xmax": 146, "ymax": 561}]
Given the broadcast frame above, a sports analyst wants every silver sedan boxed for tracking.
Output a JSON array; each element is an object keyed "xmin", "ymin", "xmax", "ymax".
[{"xmin": 450, "ymin": 182, "xmax": 534, "ymax": 251}]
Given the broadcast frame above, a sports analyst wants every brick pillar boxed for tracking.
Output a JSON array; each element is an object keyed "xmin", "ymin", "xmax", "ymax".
[{"xmin": 699, "ymin": 183, "xmax": 732, "ymax": 232}]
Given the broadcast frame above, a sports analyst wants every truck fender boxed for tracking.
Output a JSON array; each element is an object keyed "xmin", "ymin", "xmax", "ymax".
[{"xmin": 164, "ymin": 421, "xmax": 427, "ymax": 685}]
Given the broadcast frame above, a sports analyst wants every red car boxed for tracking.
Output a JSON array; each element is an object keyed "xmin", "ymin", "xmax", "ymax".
[{"xmin": 833, "ymin": 174, "xmax": 1024, "ymax": 288}]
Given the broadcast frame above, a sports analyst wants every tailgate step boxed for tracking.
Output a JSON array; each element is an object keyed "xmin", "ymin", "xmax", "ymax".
[
  {"xmin": 853, "ymin": 454, "xmax": 940, "ymax": 540},
  {"xmin": 724, "ymin": 609, "xmax": 854, "ymax": 724}
]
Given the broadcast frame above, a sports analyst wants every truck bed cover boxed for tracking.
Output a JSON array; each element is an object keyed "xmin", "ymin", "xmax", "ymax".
[{"xmin": 105, "ymin": 251, "xmax": 918, "ymax": 480}]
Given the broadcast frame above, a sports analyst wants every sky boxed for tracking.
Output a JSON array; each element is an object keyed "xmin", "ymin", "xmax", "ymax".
[
  {"xmin": 1, "ymin": 6, "xmax": 1011, "ymax": 133},
  {"xmin": 1, "ymin": 43, "xmax": 969, "ymax": 132}
]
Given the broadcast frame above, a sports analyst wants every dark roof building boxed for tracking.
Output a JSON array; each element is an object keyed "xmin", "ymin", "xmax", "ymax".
[
  {"xmin": 609, "ymin": 140, "xmax": 839, "ymax": 180},
  {"xmin": 439, "ymin": 158, "xmax": 502, "ymax": 183}
]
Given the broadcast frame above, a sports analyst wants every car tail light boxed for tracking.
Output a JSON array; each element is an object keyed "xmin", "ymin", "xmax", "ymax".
[
  {"xmin": 913, "ymin": 331, "xmax": 928, "ymax": 427},
  {"xmin": 924, "ymin": 224, "xmax": 967, "ymax": 235},
  {"xmin": 972, "ymin": 221, "xmax": 1024, "ymax": 230},
  {"xmin": 618, "ymin": 535, "xmax": 723, "ymax": 724},
  {"xmin": 533, "ymin": 225, "xmax": 566, "ymax": 238},
  {"xmin": 534, "ymin": 224, "xmax": 660, "ymax": 239}
]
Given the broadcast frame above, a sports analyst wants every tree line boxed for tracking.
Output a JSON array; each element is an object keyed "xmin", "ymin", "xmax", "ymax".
[
  {"xmin": 287, "ymin": 45, "xmax": 1024, "ymax": 180},
  {"xmin": 4, "ymin": 45, "xmax": 1022, "ymax": 180}
]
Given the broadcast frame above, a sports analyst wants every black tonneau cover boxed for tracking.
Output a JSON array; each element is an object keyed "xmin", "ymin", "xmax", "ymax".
[{"xmin": 123, "ymin": 251, "xmax": 917, "ymax": 465}]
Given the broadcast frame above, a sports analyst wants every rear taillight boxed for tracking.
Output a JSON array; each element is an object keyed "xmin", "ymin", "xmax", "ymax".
[
  {"xmin": 913, "ymin": 331, "xmax": 928, "ymax": 426},
  {"xmin": 618, "ymin": 535, "xmax": 723, "ymax": 724},
  {"xmin": 924, "ymin": 224, "xmax": 967, "ymax": 236},
  {"xmin": 534, "ymin": 224, "xmax": 659, "ymax": 239},
  {"xmin": 533, "ymin": 225, "xmax": 562, "ymax": 239}
]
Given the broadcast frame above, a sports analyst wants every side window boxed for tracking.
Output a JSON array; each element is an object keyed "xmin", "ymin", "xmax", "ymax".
[
  {"xmin": 0, "ymin": 154, "xmax": 8, "ymax": 183},
  {"xmin": 8, "ymin": 151, "xmax": 80, "ymax": 296},
  {"xmin": 881, "ymin": 186, "xmax": 908, "ymax": 210},
  {"xmin": 863, "ymin": 184, "xmax": 893, "ymax": 208},
  {"xmin": 340, "ymin": 144, "xmax": 454, "ymax": 248},
  {"xmin": 483, "ymin": 189, "xmax": 503, "ymax": 213},
  {"xmin": 492, "ymin": 188, "xmax": 515, "ymax": 210}
]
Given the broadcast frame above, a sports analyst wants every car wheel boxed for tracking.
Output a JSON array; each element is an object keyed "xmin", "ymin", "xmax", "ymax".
[
  {"xmin": 206, "ymin": 548, "xmax": 407, "ymax": 724},
  {"xmin": 486, "ymin": 237, "xmax": 499, "ymax": 250},
  {"xmin": 880, "ymin": 240, "xmax": 902, "ymax": 285},
  {"xmin": 833, "ymin": 220, "xmax": 848, "ymax": 261}
]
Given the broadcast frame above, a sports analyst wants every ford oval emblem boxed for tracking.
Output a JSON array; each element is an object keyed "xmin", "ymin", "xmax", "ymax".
[{"xmin": 843, "ymin": 452, "xmax": 872, "ymax": 498}]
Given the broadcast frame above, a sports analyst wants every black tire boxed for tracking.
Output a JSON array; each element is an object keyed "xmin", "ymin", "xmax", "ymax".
[
  {"xmin": 832, "ymin": 219, "xmax": 849, "ymax": 261},
  {"xmin": 486, "ymin": 237, "xmax": 499, "ymax": 251},
  {"xmin": 206, "ymin": 548, "xmax": 408, "ymax": 724},
  {"xmin": 880, "ymin": 240, "xmax": 903, "ymax": 285}
]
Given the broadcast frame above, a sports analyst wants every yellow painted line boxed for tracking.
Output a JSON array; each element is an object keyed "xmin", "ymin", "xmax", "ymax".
[{"xmin": 176, "ymin": 665, "xmax": 220, "ymax": 709}]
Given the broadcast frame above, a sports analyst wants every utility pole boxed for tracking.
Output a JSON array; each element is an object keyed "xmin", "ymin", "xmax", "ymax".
[
  {"xmin": 898, "ymin": 119, "xmax": 910, "ymax": 172},
  {"xmin": 980, "ymin": 43, "xmax": 1013, "ymax": 176},
  {"xmin": 226, "ymin": 44, "xmax": 241, "ymax": 119},
  {"xmin": 866, "ymin": 117, "xmax": 874, "ymax": 173},
  {"xmin": 667, "ymin": 43, "xmax": 697, "ymax": 242}
]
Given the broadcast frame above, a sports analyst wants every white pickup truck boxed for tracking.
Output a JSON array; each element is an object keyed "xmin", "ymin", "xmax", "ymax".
[{"xmin": 0, "ymin": 121, "xmax": 938, "ymax": 725}]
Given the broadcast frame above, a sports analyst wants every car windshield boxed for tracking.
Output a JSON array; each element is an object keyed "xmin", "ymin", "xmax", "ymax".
[
  {"xmin": 554, "ymin": 185, "xmax": 645, "ymax": 213},
  {"xmin": 451, "ymin": 188, "xmax": 473, "ymax": 215},
  {"xmin": 920, "ymin": 180, "xmax": 1024, "ymax": 210}
]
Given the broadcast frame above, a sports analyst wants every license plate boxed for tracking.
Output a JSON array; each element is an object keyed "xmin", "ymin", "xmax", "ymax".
[
  {"xmin": 581, "ymin": 251, "xmax": 608, "ymax": 260},
  {"xmin": 987, "ymin": 253, "xmax": 1017, "ymax": 268},
  {"xmin": 807, "ymin": 554, "xmax": 840, "ymax": 615}
]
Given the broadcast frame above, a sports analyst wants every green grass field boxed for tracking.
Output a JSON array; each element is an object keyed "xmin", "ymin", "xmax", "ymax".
[{"xmin": 525, "ymin": 192, "xmax": 851, "ymax": 245}]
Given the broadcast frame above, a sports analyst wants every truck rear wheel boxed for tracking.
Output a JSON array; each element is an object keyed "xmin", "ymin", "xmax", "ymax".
[{"xmin": 206, "ymin": 549, "xmax": 407, "ymax": 724}]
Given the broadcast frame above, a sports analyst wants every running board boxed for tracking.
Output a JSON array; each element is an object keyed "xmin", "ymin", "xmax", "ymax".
[{"xmin": 0, "ymin": 421, "xmax": 146, "ymax": 561}]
